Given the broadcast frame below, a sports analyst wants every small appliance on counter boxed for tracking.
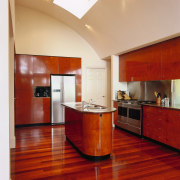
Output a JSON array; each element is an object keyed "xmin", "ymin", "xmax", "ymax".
[{"xmin": 116, "ymin": 90, "xmax": 131, "ymax": 100}]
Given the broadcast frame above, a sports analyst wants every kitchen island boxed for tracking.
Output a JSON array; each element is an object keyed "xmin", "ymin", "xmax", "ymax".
[{"xmin": 62, "ymin": 102, "xmax": 116, "ymax": 159}]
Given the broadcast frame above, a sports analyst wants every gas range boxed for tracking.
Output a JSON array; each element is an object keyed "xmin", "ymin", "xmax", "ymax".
[
  {"xmin": 116, "ymin": 99, "xmax": 155, "ymax": 136},
  {"xmin": 117, "ymin": 100, "xmax": 155, "ymax": 106}
]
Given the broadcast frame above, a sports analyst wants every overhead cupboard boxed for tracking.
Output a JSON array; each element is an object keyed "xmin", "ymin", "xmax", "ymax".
[{"xmin": 119, "ymin": 36, "xmax": 180, "ymax": 82}]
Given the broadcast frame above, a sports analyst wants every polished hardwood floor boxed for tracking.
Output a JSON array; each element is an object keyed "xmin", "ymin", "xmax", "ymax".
[{"xmin": 11, "ymin": 125, "xmax": 180, "ymax": 180}]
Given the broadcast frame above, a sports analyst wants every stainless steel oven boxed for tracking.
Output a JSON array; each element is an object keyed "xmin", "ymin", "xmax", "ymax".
[{"xmin": 117, "ymin": 102, "xmax": 142, "ymax": 135}]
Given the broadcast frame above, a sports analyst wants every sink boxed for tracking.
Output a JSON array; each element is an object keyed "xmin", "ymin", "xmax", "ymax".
[{"xmin": 87, "ymin": 106, "xmax": 106, "ymax": 110}]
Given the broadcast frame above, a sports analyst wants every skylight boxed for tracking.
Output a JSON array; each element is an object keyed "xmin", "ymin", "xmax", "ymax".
[{"xmin": 53, "ymin": 0, "xmax": 98, "ymax": 19}]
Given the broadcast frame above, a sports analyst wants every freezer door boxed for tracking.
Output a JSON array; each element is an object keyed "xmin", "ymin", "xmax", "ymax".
[
  {"xmin": 63, "ymin": 76, "xmax": 76, "ymax": 102},
  {"xmin": 51, "ymin": 75, "xmax": 64, "ymax": 124}
]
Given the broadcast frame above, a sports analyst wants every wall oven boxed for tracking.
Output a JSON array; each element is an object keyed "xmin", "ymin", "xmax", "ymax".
[{"xmin": 117, "ymin": 102, "xmax": 142, "ymax": 135}]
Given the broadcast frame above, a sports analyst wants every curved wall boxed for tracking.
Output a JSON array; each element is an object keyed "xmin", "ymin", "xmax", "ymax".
[{"xmin": 15, "ymin": 5, "xmax": 108, "ymax": 103}]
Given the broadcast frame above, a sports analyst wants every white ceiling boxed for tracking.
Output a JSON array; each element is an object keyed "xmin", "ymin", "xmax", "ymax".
[{"xmin": 15, "ymin": 0, "xmax": 180, "ymax": 59}]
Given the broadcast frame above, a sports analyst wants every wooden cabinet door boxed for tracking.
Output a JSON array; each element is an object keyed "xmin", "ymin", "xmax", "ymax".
[
  {"xmin": 148, "ymin": 44, "xmax": 162, "ymax": 81},
  {"xmin": 121, "ymin": 48, "xmax": 149, "ymax": 82},
  {"xmin": 143, "ymin": 106, "xmax": 167, "ymax": 143},
  {"xmin": 33, "ymin": 97, "xmax": 50, "ymax": 124},
  {"xmin": 33, "ymin": 56, "xmax": 59, "ymax": 86},
  {"xmin": 143, "ymin": 106, "xmax": 153, "ymax": 138},
  {"xmin": 166, "ymin": 109, "xmax": 180, "ymax": 149},
  {"xmin": 15, "ymin": 55, "xmax": 34, "ymax": 125},
  {"xmin": 161, "ymin": 39, "xmax": 176, "ymax": 80},
  {"xmin": 113, "ymin": 101, "xmax": 118, "ymax": 125}
]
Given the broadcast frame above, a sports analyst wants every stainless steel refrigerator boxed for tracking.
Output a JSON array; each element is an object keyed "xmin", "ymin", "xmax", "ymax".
[{"xmin": 51, "ymin": 75, "xmax": 76, "ymax": 124}]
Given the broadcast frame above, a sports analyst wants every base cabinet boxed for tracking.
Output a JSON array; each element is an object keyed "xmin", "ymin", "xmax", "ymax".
[
  {"xmin": 166, "ymin": 110, "xmax": 180, "ymax": 149},
  {"xmin": 143, "ymin": 106, "xmax": 180, "ymax": 150}
]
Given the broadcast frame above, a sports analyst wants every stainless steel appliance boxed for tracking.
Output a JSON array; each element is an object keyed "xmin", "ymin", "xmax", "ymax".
[
  {"xmin": 117, "ymin": 100, "xmax": 155, "ymax": 135},
  {"xmin": 51, "ymin": 75, "xmax": 76, "ymax": 124}
]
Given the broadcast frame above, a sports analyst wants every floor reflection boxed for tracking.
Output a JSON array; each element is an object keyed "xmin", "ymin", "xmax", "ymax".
[{"xmin": 11, "ymin": 125, "xmax": 180, "ymax": 180}]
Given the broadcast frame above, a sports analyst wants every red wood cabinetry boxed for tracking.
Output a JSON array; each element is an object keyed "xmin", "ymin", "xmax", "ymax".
[
  {"xmin": 148, "ymin": 44, "xmax": 162, "ymax": 81},
  {"xmin": 143, "ymin": 106, "xmax": 167, "ymax": 143},
  {"xmin": 166, "ymin": 110, "xmax": 180, "ymax": 149},
  {"xmin": 113, "ymin": 101, "xmax": 118, "ymax": 125},
  {"xmin": 15, "ymin": 55, "xmax": 34, "ymax": 125},
  {"xmin": 65, "ymin": 107, "xmax": 112, "ymax": 156},
  {"xmin": 15, "ymin": 54, "xmax": 82, "ymax": 125},
  {"xmin": 33, "ymin": 56, "xmax": 59, "ymax": 86},
  {"xmin": 143, "ymin": 106, "xmax": 180, "ymax": 150},
  {"xmin": 32, "ymin": 97, "xmax": 50, "ymax": 124},
  {"xmin": 119, "ymin": 36, "xmax": 180, "ymax": 82}
]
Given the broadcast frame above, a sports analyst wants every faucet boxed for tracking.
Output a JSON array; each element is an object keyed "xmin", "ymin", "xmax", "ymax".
[
  {"xmin": 88, "ymin": 99, "xmax": 96, "ymax": 106},
  {"xmin": 82, "ymin": 101, "xmax": 89, "ymax": 109},
  {"xmin": 82, "ymin": 99, "xmax": 96, "ymax": 109}
]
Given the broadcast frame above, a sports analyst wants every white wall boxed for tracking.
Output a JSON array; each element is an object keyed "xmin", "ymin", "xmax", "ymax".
[
  {"xmin": 9, "ymin": 6, "xmax": 15, "ymax": 148},
  {"xmin": 111, "ymin": 55, "xmax": 127, "ymax": 105},
  {"xmin": 173, "ymin": 80, "xmax": 180, "ymax": 105},
  {"xmin": 0, "ymin": 0, "xmax": 10, "ymax": 179},
  {"xmin": 16, "ymin": 0, "xmax": 180, "ymax": 59},
  {"xmin": 15, "ymin": 5, "xmax": 108, "ymax": 103}
]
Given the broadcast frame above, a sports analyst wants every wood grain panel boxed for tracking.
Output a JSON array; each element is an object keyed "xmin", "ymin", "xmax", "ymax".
[
  {"xmin": 11, "ymin": 125, "xmax": 180, "ymax": 179},
  {"xmin": 15, "ymin": 55, "xmax": 34, "ymax": 125},
  {"xmin": 83, "ymin": 112, "xmax": 112, "ymax": 156},
  {"xmin": 33, "ymin": 97, "xmax": 50, "ymax": 124},
  {"xmin": 148, "ymin": 44, "xmax": 162, "ymax": 80},
  {"xmin": 65, "ymin": 107, "xmax": 112, "ymax": 157},
  {"xmin": 15, "ymin": 95, "xmax": 33, "ymax": 125},
  {"xmin": 161, "ymin": 38, "xmax": 176, "ymax": 80},
  {"xmin": 166, "ymin": 109, "xmax": 180, "ymax": 149},
  {"xmin": 15, "ymin": 54, "xmax": 82, "ymax": 125},
  {"xmin": 143, "ymin": 106, "xmax": 167, "ymax": 143},
  {"xmin": 119, "ymin": 36, "xmax": 180, "ymax": 82},
  {"xmin": 33, "ymin": 55, "xmax": 59, "ymax": 86}
]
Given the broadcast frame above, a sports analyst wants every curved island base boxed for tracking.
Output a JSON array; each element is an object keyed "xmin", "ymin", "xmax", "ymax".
[{"xmin": 62, "ymin": 103, "xmax": 116, "ymax": 160}]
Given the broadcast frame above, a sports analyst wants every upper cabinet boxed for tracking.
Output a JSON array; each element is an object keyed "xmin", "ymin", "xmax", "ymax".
[
  {"xmin": 33, "ymin": 56, "xmax": 59, "ymax": 86},
  {"xmin": 119, "ymin": 36, "xmax": 180, "ymax": 82}
]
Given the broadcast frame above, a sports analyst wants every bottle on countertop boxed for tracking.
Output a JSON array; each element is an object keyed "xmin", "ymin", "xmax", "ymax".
[{"xmin": 156, "ymin": 93, "xmax": 161, "ymax": 105}]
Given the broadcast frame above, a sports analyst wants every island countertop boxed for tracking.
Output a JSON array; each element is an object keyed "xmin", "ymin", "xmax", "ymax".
[
  {"xmin": 61, "ymin": 102, "xmax": 116, "ymax": 113},
  {"xmin": 63, "ymin": 102, "xmax": 114, "ymax": 158}
]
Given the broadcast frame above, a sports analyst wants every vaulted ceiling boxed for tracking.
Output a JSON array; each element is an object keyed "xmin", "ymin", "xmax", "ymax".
[{"xmin": 15, "ymin": 0, "xmax": 180, "ymax": 59}]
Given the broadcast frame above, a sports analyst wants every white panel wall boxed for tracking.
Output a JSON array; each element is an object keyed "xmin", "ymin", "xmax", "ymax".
[{"xmin": 0, "ymin": 0, "xmax": 10, "ymax": 179}]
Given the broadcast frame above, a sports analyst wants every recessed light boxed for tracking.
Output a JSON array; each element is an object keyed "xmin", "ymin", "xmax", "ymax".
[{"xmin": 85, "ymin": 24, "xmax": 91, "ymax": 29}]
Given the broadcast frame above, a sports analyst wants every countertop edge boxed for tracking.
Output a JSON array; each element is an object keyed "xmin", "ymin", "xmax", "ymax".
[
  {"xmin": 142, "ymin": 104, "xmax": 180, "ymax": 111},
  {"xmin": 62, "ymin": 103, "xmax": 116, "ymax": 113}
]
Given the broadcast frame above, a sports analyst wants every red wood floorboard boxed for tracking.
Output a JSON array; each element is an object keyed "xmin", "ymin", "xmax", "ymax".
[{"xmin": 11, "ymin": 125, "xmax": 180, "ymax": 180}]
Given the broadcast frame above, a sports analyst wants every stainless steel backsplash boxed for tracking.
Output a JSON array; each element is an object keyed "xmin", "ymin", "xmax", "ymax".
[{"xmin": 127, "ymin": 80, "xmax": 171, "ymax": 101}]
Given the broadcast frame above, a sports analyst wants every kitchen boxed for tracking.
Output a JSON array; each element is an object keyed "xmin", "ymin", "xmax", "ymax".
[{"xmin": 2, "ymin": 0, "xmax": 180, "ymax": 179}]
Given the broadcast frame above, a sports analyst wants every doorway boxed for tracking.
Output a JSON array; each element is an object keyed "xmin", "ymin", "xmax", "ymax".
[{"xmin": 86, "ymin": 68, "xmax": 107, "ymax": 106}]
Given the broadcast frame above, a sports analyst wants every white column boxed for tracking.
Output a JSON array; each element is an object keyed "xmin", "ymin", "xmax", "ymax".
[
  {"xmin": 0, "ymin": 0, "xmax": 10, "ymax": 179},
  {"xmin": 111, "ymin": 55, "xmax": 127, "ymax": 106}
]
